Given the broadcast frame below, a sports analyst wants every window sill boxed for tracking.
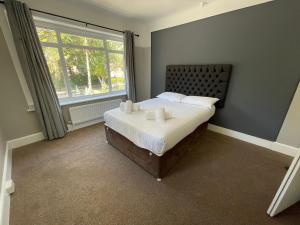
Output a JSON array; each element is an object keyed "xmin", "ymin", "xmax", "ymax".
[{"xmin": 59, "ymin": 92, "xmax": 127, "ymax": 107}]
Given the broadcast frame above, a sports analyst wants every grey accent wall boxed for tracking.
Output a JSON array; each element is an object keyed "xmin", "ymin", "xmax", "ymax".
[
  {"xmin": 151, "ymin": 0, "xmax": 300, "ymax": 141},
  {"xmin": 0, "ymin": 28, "xmax": 41, "ymax": 140}
]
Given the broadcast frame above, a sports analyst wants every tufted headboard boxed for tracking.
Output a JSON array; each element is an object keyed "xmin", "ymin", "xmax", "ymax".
[{"xmin": 165, "ymin": 64, "xmax": 232, "ymax": 108}]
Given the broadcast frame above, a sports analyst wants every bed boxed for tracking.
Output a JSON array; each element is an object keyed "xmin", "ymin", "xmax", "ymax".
[{"xmin": 104, "ymin": 64, "xmax": 232, "ymax": 179}]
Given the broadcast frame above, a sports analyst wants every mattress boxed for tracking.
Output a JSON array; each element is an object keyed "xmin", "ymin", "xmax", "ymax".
[{"xmin": 104, "ymin": 98, "xmax": 215, "ymax": 156}]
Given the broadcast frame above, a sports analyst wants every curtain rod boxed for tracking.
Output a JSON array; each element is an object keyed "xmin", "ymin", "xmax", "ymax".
[{"xmin": 0, "ymin": 0, "xmax": 139, "ymax": 37}]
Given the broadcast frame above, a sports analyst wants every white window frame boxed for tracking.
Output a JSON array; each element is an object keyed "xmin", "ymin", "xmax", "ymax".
[{"xmin": 34, "ymin": 17, "xmax": 127, "ymax": 105}]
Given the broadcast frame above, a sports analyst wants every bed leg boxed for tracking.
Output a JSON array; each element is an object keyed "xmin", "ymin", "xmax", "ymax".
[{"xmin": 156, "ymin": 178, "xmax": 162, "ymax": 182}]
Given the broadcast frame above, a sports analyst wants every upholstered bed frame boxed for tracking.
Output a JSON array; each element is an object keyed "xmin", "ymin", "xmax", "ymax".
[
  {"xmin": 105, "ymin": 64, "xmax": 232, "ymax": 179},
  {"xmin": 166, "ymin": 64, "xmax": 232, "ymax": 108}
]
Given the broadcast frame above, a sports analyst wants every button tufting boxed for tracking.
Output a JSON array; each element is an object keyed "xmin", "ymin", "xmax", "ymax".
[{"xmin": 166, "ymin": 65, "xmax": 231, "ymax": 107}]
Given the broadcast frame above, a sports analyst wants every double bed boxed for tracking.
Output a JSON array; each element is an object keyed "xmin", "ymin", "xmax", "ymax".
[
  {"xmin": 105, "ymin": 98, "xmax": 215, "ymax": 156},
  {"xmin": 104, "ymin": 64, "xmax": 232, "ymax": 179}
]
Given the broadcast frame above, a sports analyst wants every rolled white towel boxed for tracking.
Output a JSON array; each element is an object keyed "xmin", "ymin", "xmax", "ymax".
[
  {"xmin": 132, "ymin": 103, "xmax": 140, "ymax": 112},
  {"xmin": 155, "ymin": 108, "xmax": 166, "ymax": 123},
  {"xmin": 145, "ymin": 109, "xmax": 173, "ymax": 121},
  {"xmin": 120, "ymin": 102, "xmax": 126, "ymax": 112},
  {"xmin": 165, "ymin": 111, "xmax": 172, "ymax": 120},
  {"xmin": 125, "ymin": 100, "xmax": 133, "ymax": 113}
]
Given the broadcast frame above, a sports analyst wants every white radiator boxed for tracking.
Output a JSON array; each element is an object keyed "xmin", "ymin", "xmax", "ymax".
[{"xmin": 69, "ymin": 99, "xmax": 121, "ymax": 128}]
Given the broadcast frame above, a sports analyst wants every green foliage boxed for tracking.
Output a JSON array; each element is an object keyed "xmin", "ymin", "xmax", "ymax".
[
  {"xmin": 107, "ymin": 40, "xmax": 123, "ymax": 51},
  {"xmin": 61, "ymin": 33, "xmax": 104, "ymax": 48},
  {"xmin": 37, "ymin": 28, "xmax": 57, "ymax": 43},
  {"xmin": 111, "ymin": 77, "xmax": 125, "ymax": 91},
  {"xmin": 42, "ymin": 47, "xmax": 67, "ymax": 98},
  {"xmin": 63, "ymin": 48, "xmax": 109, "ymax": 93},
  {"xmin": 109, "ymin": 53, "xmax": 124, "ymax": 71},
  {"xmin": 63, "ymin": 47, "xmax": 87, "ymax": 89}
]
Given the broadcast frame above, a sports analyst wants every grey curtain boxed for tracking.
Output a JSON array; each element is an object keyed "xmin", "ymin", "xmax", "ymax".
[
  {"xmin": 5, "ymin": 0, "xmax": 67, "ymax": 140},
  {"xmin": 124, "ymin": 31, "xmax": 137, "ymax": 102}
]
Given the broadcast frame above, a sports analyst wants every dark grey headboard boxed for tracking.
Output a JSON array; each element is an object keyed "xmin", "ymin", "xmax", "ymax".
[{"xmin": 166, "ymin": 64, "xmax": 232, "ymax": 108}]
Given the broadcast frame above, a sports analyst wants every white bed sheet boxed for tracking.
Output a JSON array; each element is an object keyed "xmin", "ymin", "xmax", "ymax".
[{"xmin": 104, "ymin": 98, "xmax": 215, "ymax": 156}]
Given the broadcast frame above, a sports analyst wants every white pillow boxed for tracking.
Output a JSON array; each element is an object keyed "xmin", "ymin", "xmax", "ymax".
[
  {"xmin": 181, "ymin": 96, "xmax": 219, "ymax": 108},
  {"xmin": 156, "ymin": 92, "xmax": 186, "ymax": 103}
]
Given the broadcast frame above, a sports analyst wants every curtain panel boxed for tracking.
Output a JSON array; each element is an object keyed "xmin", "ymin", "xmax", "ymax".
[
  {"xmin": 5, "ymin": 0, "xmax": 67, "ymax": 140},
  {"xmin": 124, "ymin": 31, "xmax": 137, "ymax": 102}
]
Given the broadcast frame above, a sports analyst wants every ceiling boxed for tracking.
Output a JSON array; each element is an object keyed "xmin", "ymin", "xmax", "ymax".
[{"xmin": 74, "ymin": 0, "xmax": 217, "ymax": 21}]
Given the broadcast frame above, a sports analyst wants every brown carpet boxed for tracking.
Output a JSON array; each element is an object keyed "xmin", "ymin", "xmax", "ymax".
[{"xmin": 10, "ymin": 123, "xmax": 300, "ymax": 225}]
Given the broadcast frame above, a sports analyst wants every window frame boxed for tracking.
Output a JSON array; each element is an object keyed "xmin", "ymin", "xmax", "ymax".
[{"xmin": 35, "ymin": 18, "xmax": 127, "ymax": 105}]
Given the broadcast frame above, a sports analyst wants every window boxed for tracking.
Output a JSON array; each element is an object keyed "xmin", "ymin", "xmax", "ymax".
[{"xmin": 36, "ymin": 21, "xmax": 126, "ymax": 104}]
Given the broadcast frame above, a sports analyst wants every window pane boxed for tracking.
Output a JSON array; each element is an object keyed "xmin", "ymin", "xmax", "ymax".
[
  {"xmin": 37, "ymin": 27, "xmax": 57, "ymax": 43},
  {"xmin": 63, "ymin": 48, "xmax": 87, "ymax": 97},
  {"xmin": 107, "ymin": 40, "xmax": 123, "ymax": 51},
  {"xmin": 61, "ymin": 33, "xmax": 104, "ymax": 48},
  {"xmin": 89, "ymin": 50, "xmax": 109, "ymax": 94},
  {"xmin": 42, "ymin": 47, "xmax": 68, "ymax": 98},
  {"xmin": 109, "ymin": 53, "xmax": 125, "ymax": 91},
  {"xmin": 87, "ymin": 38, "xmax": 104, "ymax": 48},
  {"xmin": 63, "ymin": 48, "xmax": 109, "ymax": 96}
]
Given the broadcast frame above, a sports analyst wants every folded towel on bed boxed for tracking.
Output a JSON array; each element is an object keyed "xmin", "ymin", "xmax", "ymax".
[
  {"xmin": 120, "ymin": 101, "xmax": 140, "ymax": 113},
  {"xmin": 155, "ymin": 108, "xmax": 166, "ymax": 122},
  {"xmin": 165, "ymin": 111, "xmax": 172, "ymax": 119},
  {"xmin": 125, "ymin": 100, "xmax": 133, "ymax": 113},
  {"xmin": 145, "ymin": 108, "xmax": 172, "ymax": 121}
]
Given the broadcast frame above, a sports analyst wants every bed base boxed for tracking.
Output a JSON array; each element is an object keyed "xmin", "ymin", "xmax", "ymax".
[{"xmin": 104, "ymin": 122, "xmax": 208, "ymax": 179}]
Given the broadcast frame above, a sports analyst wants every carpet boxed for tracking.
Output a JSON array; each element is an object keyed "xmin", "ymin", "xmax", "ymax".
[{"xmin": 10, "ymin": 123, "xmax": 300, "ymax": 225}]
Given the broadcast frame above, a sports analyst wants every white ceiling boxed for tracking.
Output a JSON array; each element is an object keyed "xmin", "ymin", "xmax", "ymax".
[{"xmin": 75, "ymin": 0, "xmax": 217, "ymax": 21}]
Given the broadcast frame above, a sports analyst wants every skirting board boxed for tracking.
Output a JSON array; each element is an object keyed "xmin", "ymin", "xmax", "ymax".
[
  {"xmin": 0, "ymin": 144, "xmax": 12, "ymax": 225},
  {"xmin": 208, "ymin": 124, "xmax": 298, "ymax": 157},
  {"xmin": 0, "ymin": 132, "xmax": 45, "ymax": 225},
  {"xmin": 68, "ymin": 118, "xmax": 104, "ymax": 131},
  {"xmin": 6, "ymin": 132, "xmax": 45, "ymax": 150}
]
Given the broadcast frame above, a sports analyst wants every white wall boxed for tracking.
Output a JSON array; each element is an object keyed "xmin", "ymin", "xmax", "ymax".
[
  {"xmin": 268, "ymin": 151, "xmax": 300, "ymax": 216},
  {"xmin": 277, "ymin": 83, "xmax": 300, "ymax": 148}
]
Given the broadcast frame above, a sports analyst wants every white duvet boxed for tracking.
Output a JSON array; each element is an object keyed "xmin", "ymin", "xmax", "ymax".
[{"xmin": 104, "ymin": 98, "xmax": 215, "ymax": 156}]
